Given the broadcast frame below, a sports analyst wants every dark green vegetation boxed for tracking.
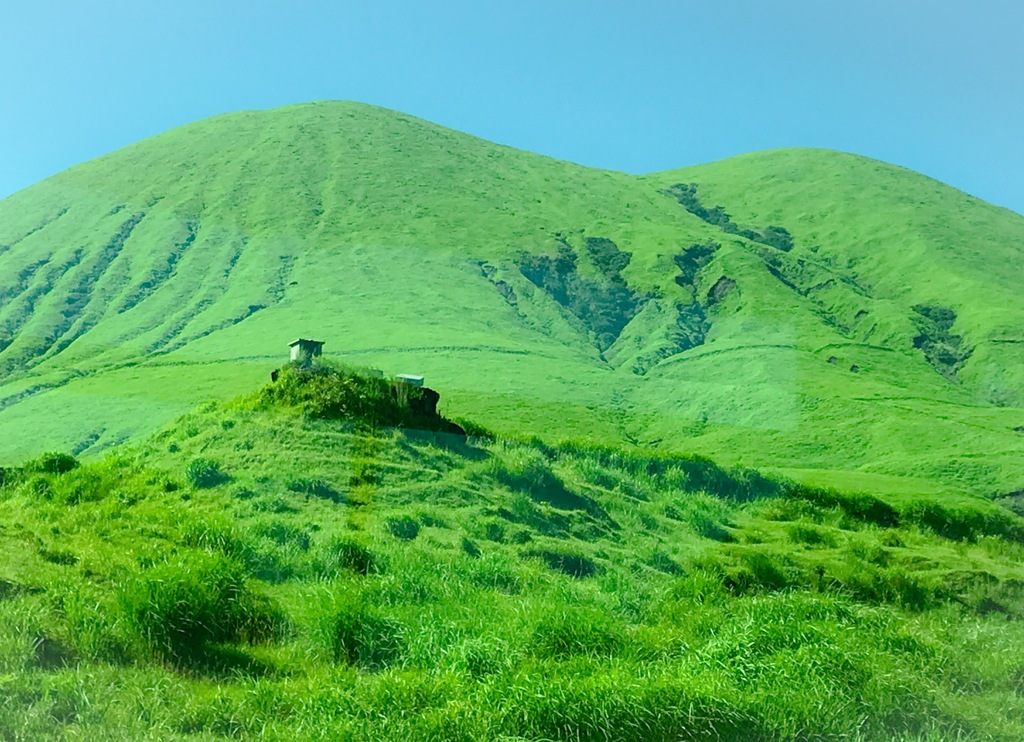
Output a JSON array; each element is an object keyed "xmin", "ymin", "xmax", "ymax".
[
  {"xmin": 3, "ymin": 367, "xmax": 1024, "ymax": 739},
  {"xmin": 0, "ymin": 101, "xmax": 1022, "ymax": 503},
  {"xmin": 663, "ymin": 182, "xmax": 795, "ymax": 251},
  {"xmin": 517, "ymin": 236, "xmax": 647, "ymax": 351}
]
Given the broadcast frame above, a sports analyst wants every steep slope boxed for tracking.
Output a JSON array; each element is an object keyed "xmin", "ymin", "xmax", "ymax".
[
  {"xmin": 649, "ymin": 150, "xmax": 1024, "ymax": 405},
  {"xmin": 0, "ymin": 101, "xmax": 712, "ymax": 456},
  {"xmin": 0, "ymin": 102, "xmax": 1021, "ymax": 498},
  {"xmin": 639, "ymin": 151, "xmax": 1024, "ymax": 493}
]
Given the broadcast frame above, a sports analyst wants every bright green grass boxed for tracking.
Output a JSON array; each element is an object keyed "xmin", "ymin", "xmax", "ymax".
[
  {"xmin": 2, "ymin": 371, "xmax": 1024, "ymax": 739},
  {"xmin": 0, "ymin": 102, "xmax": 1022, "ymax": 500}
]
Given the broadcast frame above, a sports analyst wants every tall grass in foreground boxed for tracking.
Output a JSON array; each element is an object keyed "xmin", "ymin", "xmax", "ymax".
[{"xmin": 3, "ymin": 380, "xmax": 1024, "ymax": 739}]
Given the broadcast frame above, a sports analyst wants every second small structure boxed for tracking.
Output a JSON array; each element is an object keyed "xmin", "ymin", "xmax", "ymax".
[{"xmin": 395, "ymin": 373, "xmax": 425, "ymax": 387}]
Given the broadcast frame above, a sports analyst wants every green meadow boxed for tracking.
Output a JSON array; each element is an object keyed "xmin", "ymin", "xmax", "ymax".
[
  {"xmin": 1, "ymin": 102, "xmax": 1024, "ymax": 739},
  {"xmin": 3, "ymin": 364, "xmax": 1024, "ymax": 740},
  {"xmin": 0, "ymin": 102, "xmax": 1022, "ymax": 497}
]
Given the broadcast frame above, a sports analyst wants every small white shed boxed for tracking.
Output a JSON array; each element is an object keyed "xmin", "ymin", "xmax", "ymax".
[
  {"xmin": 289, "ymin": 338, "xmax": 324, "ymax": 364},
  {"xmin": 395, "ymin": 374, "xmax": 425, "ymax": 387}
]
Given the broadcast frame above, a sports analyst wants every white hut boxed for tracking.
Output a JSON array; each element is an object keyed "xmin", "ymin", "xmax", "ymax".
[
  {"xmin": 289, "ymin": 338, "xmax": 324, "ymax": 364},
  {"xmin": 395, "ymin": 373, "xmax": 425, "ymax": 387}
]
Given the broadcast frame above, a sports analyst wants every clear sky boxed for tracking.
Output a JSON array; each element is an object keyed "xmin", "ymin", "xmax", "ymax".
[{"xmin": 3, "ymin": 0, "xmax": 1022, "ymax": 213}]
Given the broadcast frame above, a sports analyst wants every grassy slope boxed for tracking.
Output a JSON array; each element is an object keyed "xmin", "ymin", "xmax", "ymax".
[
  {"xmin": 638, "ymin": 150, "xmax": 1024, "ymax": 494},
  {"xmin": 0, "ymin": 102, "xmax": 1022, "ymax": 499},
  {"xmin": 3, "ymin": 370, "xmax": 1024, "ymax": 740},
  {"xmin": 0, "ymin": 101, "xmax": 704, "ymax": 459}
]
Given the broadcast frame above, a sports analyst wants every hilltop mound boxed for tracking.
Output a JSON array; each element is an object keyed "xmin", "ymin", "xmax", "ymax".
[
  {"xmin": 252, "ymin": 362, "xmax": 465, "ymax": 435},
  {"xmin": 0, "ymin": 102, "xmax": 1022, "ymax": 499}
]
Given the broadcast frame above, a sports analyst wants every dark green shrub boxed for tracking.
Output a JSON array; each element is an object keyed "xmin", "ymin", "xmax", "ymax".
[
  {"xmin": 758, "ymin": 225, "xmax": 794, "ymax": 251},
  {"xmin": 287, "ymin": 477, "xmax": 344, "ymax": 503},
  {"xmin": 475, "ymin": 518, "xmax": 506, "ymax": 543},
  {"xmin": 329, "ymin": 601, "xmax": 405, "ymax": 670},
  {"xmin": 24, "ymin": 452, "xmax": 80, "ymax": 475},
  {"xmin": 416, "ymin": 511, "xmax": 447, "ymax": 528},
  {"xmin": 584, "ymin": 236, "xmax": 632, "ymax": 279},
  {"xmin": 699, "ymin": 551, "xmax": 795, "ymax": 595},
  {"xmin": 456, "ymin": 419, "xmax": 496, "ymax": 440},
  {"xmin": 314, "ymin": 536, "xmax": 382, "ymax": 576},
  {"xmin": 511, "ymin": 528, "xmax": 533, "ymax": 544},
  {"xmin": 22, "ymin": 474, "xmax": 52, "ymax": 499},
  {"xmin": 118, "ymin": 554, "xmax": 284, "ymax": 663},
  {"xmin": 531, "ymin": 609, "xmax": 625, "ymax": 659},
  {"xmin": 252, "ymin": 520, "xmax": 312, "ymax": 551},
  {"xmin": 461, "ymin": 537, "xmax": 482, "ymax": 558},
  {"xmin": 385, "ymin": 515, "xmax": 420, "ymax": 541},
  {"xmin": 516, "ymin": 242, "xmax": 645, "ymax": 351},
  {"xmin": 673, "ymin": 241, "xmax": 720, "ymax": 288},
  {"xmin": 258, "ymin": 364, "xmax": 461, "ymax": 433},
  {"xmin": 880, "ymin": 530, "xmax": 904, "ymax": 547},
  {"xmin": 646, "ymin": 550, "xmax": 683, "ymax": 575},
  {"xmin": 521, "ymin": 547, "xmax": 599, "ymax": 578},
  {"xmin": 39, "ymin": 547, "xmax": 78, "ymax": 565},
  {"xmin": 185, "ymin": 458, "xmax": 228, "ymax": 489}
]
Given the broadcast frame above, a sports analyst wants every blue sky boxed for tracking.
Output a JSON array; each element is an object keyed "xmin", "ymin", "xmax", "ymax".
[{"xmin": 3, "ymin": 0, "xmax": 1022, "ymax": 213}]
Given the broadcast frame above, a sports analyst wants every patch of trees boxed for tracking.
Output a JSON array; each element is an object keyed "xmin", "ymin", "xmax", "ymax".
[
  {"xmin": 674, "ymin": 241, "xmax": 720, "ymax": 289},
  {"xmin": 663, "ymin": 183, "xmax": 794, "ymax": 252},
  {"xmin": 583, "ymin": 237, "xmax": 632, "ymax": 281},
  {"xmin": 518, "ymin": 239, "xmax": 645, "ymax": 352},
  {"xmin": 911, "ymin": 304, "xmax": 973, "ymax": 380},
  {"xmin": 632, "ymin": 244, "xmax": 739, "ymax": 375}
]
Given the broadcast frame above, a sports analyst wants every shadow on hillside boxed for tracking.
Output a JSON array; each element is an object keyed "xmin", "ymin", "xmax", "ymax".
[
  {"xmin": 493, "ymin": 460, "xmax": 620, "ymax": 536},
  {"xmin": 173, "ymin": 642, "xmax": 278, "ymax": 679},
  {"xmin": 286, "ymin": 477, "xmax": 348, "ymax": 504},
  {"xmin": 400, "ymin": 428, "xmax": 489, "ymax": 461}
]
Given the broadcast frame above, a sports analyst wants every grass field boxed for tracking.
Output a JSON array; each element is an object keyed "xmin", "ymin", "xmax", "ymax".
[
  {"xmin": 0, "ymin": 101, "xmax": 1022, "ymax": 500},
  {"xmin": 3, "ymin": 365, "xmax": 1024, "ymax": 740},
  {"xmin": 1, "ymin": 102, "xmax": 1024, "ymax": 738}
]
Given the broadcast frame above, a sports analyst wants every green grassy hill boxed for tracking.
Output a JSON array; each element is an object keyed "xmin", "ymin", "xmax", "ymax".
[
  {"xmin": 0, "ymin": 101, "xmax": 1022, "ymax": 500},
  {"xmin": 4, "ymin": 365, "xmax": 1024, "ymax": 739}
]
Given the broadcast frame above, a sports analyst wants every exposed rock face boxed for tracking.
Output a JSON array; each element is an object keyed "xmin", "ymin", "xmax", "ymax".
[
  {"xmin": 707, "ymin": 276, "xmax": 738, "ymax": 307},
  {"xmin": 409, "ymin": 386, "xmax": 440, "ymax": 417}
]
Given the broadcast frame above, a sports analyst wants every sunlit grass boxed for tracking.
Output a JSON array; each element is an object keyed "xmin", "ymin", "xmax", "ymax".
[{"xmin": 2, "ymin": 369, "xmax": 1024, "ymax": 738}]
